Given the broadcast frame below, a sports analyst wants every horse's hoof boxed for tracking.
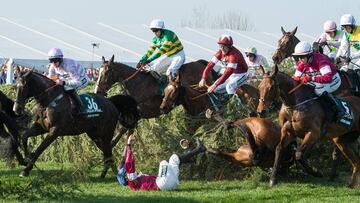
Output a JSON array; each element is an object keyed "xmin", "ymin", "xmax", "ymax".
[
  {"xmin": 19, "ymin": 171, "xmax": 29, "ymax": 177},
  {"xmin": 269, "ymin": 179, "xmax": 277, "ymax": 187}
]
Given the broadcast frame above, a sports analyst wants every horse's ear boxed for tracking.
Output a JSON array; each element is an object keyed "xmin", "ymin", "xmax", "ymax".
[
  {"xmin": 291, "ymin": 27, "xmax": 298, "ymax": 36},
  {"xmin": 102, "ymin": 56, "xmax": 106, "ymax": 63},
  {"xmin": 109, "ymin": 55, "xmax": 115, "ymax": 64},
  {"xmin": 270, "ymin": 64, "xmax": 279, "ymax": 77},
  {"xmin": 281, "ymin": 26, "xmax": 286, "ymax": 35}
]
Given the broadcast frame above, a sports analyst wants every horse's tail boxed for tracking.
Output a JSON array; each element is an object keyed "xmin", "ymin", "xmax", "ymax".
[{"xmin": 108, "ymin": 94, "xmax": 140, "ymax": 129}]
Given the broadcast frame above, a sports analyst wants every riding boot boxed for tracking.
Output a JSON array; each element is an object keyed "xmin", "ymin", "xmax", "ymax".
[
  {"xmin": 67, "ymin": 90, "xmax": 83, "ymax": 115},
  {"xmin": 320, "ymin": 92, "xmax": 345, "ymax": 123},
  {"xmin": 178, "ymin": 138, "xmax": 206, "ymax": 164}
]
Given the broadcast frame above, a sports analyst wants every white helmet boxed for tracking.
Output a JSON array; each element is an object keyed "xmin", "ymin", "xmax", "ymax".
[
  {"xmin": 292, "ymin": 41, "xmax": 312, "ymax": 56},
  {"xmin": 48, "ymin": 48, "xmax": 63, "ymax": 59},
  {"xmin": 323, "ymin": 20, "xmax": 337, "ymax": 32},
  {"xmin": 149, "ymin": 19, "xmax": 165, "ymax": 29},
  {"xmin": 245, "ymin": 47, "xmax": 257, "ymax": 55},
  {"xmin": 340, "ymin": 14, "xmax": 356, "ymax": 26}
]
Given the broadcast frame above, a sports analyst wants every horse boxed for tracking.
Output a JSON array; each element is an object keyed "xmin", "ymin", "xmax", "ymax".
[
  {"xmin": 12, "ymin": 71, "xmax": 124, "ymax": 178},
  {"xmin": 160, "ymin": 73, "xmax": 261, "ymax": 117},
  {"xmin": 272, "ymin": 27, "xmax": 300, "ymax": 65},
  {"xmin": 257, "ymin": 66, "xmax": 360, "ymax": 187},
  {"xmin": 0, "ymin": 90, "xmax": 30, "ymax": 166},
  {"xmin": 206, "ymin": 117, "xmax": 294, "ymax": 169},
  {"xmin": 94, "ymin": 55, "xmax": 212, "ymax": 118}
]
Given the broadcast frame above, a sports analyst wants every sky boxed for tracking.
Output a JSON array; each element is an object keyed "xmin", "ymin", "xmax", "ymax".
[{"xmin": 2, "ymin": 0, "xmax": 360, "ymax": 34}]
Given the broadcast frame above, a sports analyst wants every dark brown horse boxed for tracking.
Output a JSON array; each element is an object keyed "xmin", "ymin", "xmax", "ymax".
[
  {"xmin": 13, "ymin": 71, "xmax": 122, "ymax": 178},
  {"xmin": 206, "ymin": 117, "xmax": 294, "ymax": 169},
  {"xmin": 257, "ymin": 66, "xmax": 360, "ymax": 187},
  {"xmin": 94, "ymin": 55, "xmax": 211, "ymax": 118},
  {"xmin": 272, "ymin": 27, "xmax": 300, "ymax": 65},
  {"xmin": 0, "ymin": 91, "xmax": 30, "ymax": 166}
]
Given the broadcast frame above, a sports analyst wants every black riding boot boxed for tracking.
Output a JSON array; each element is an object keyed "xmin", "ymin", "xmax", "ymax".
[
  {"xmin": 178, "ymin": 138, "xmax": 206, "ymax": 164},
  {"xmin": 320, "ymin": 92, "xmax": 345, "ymax": 122},
  {"xmin": 67, "ymin": 90, "xmax": 83, "ymax": 114}
]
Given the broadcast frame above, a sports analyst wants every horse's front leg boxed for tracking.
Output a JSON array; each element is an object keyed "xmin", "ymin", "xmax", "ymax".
[
  {"xmin": 295, "ymin": 131, "xmax": 323, "ymax": 177},
  {"xmin": 270, "ymin": 121, "xmax": 295, "ymax": 186},
  {"xmin": 19, "ymin": 127, "xmax": 58, "ymax": 177},
  {"xmin": 22, "ymin": 123, "xmax": 47, "ymax": 158}
]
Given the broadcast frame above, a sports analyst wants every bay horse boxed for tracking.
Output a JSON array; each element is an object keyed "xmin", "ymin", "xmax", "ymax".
[
  {"xmin": 94, "ymin": 55, "xmax": 212, "ymax": 118},
  {"xmin": 272, "ymin": 27, "xmax": 300, "ymax": 65},
  {"xmin": 13, "ymin": 71, "xmax": 122, "ymax": 178},
  {"xmin": 206, "ymin": 117, "xmax": 294, "ymax": 169},
  {"xmin": 257, "ymin": 66, "xmax": 360, "ymax": 187},
  {"xmin": 160, "ymin": 73, "xmax": 261, "ymax": 117}
]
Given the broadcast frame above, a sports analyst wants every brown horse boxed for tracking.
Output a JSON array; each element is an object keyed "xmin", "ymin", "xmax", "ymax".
[
  {"xmin": 257, "ymin": 66, "xmax": 360, "ymax": 187},
  {"xmin": 272, "ymin": 27, "xmax": 300, "ymax": 65},
  {"xmin": 206, "ymin": 117, "xmax": 294, "ymax": 169},
  {"xmin": 160, "ymin": 73, "xmax": 263, "ymax": 117},
  {"xmin": 13, "ymin": 71, "xmax": 123, "ymax": 178},
  {"xmin": 94, "ymin": 55, "xmax": 211, "ymax": 118}
]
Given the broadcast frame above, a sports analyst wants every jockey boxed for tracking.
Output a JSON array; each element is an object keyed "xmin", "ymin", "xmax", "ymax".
[
  {"xmin": 139, "ymin": 19, "xmax": 185, "ymax": 81},
  {"xmin": 121, "ymin": 134, "xmax": 205, "ymax": 191},
  {"xmin": 244, "ymin": 47, "xmax": 269, "ymax": 84},
  {"xmin": 318, "ymin": 20, "xmax": 343, "ymax": 60},
  {"xmin": 199, "ymin": 35, "xmax": 248, "ymax": 104},
  {"xmin": 336, "ymin": 14, "xmax": 360, "ymax": 73},
  {"xmin": 292, "ymin": 41, "xmax": 345, "ymax": 121},
  {"xmin": 47, "ymin": 48, "xmax": 89, "ymax": 114}
]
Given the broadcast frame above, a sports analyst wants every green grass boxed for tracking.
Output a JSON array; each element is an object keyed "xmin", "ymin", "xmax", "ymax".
[{"xmin": 1, "ymin": 162, "xmax": 359, "ymax": 203}]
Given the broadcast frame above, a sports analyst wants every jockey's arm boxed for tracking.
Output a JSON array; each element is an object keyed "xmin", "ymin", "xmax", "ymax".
[
  {"xmin": 202, "ymin": 55, "xmax": 219, "ymax": 79},
  {"xmin": 214, "ymin": 68, "xmax": 234, "ymax": 87},
  {"xmin": 141, "ymin": 41, "xmax": 157, "ymax": 62},
  {"xmin": 336, "ymin": 35, "xmax": 351, "ymax": 58},
  {"xmin": 312, "ymin": 65, "xmax": 333, "ymax": 83}
]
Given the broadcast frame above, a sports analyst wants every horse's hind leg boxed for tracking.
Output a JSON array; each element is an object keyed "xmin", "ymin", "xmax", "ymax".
[
  {"xmin": 332, "ymin": 137, "xmax": 360, "ymax": 187},
  {"xmin": 87, "ymin": 131, "xmax": 114, "ymax": 178}
]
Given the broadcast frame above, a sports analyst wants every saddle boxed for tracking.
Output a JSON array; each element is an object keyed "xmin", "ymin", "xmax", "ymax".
[
  {"xmin": 319, "ymin": 94, "xmax": 353, "ymax": 128},
  {"xmin": 68, "ymin": 93, "xmax": 103, "ymax": 117}
]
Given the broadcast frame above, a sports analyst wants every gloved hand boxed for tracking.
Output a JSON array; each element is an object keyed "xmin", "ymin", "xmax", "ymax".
[
  {"xmin": 300, "ymin": 75, "xmax": 311, "ymax": 83},
  {"xmin": 55, "ymin": 79, "xmax": 65, "ymax": 85},
  {"xmin": 335, "ymin": 57, "xmax": 341, "ymax": 64},
  {"xmin": 137, "ymin": 59, "xmax": 150, "ymax": 69},
  {"xmin": 319, "ymin": 41, "xmax": 327, "ymax": 46}
]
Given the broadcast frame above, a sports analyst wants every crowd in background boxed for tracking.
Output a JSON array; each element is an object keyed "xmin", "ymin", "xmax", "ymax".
[{"xmin": 0, "ymin": 64, "xmax": 99, "ymax": 84}]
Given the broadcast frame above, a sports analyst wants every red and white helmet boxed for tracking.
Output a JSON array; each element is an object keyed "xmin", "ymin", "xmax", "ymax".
[
  {"xmin": 149, "ymin": 19, "xmax": 165, "ymax": 29},
  {"xmin": 48, "ymin": 48, "xmax": 63, "ymax": 59},
  {"xmin": 292, "ymin": 41, "xmax": 312, "ymax": 56},
  {"xmin": 323, "ymin": 20, "xmax": 337, "ymax": 32},
  {"xmin": 217, "ymin": 35, "xmax": 233, "ymax": 46}
]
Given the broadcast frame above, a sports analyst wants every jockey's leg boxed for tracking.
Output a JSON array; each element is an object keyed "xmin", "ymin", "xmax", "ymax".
[
  {"xmin": 66, "ymin": 89, "xmax": 82, "ymax": 114},
  {"xmin": 147, "ymin": 55, "xmax": 171, "ymax": 83},
  {"xmin": 225, "ymin": 73, "xmax": 247, "ymax": 105},
  {"xmin": 166, "ymin": 50, "xmax": 185, "ymax": 79}
]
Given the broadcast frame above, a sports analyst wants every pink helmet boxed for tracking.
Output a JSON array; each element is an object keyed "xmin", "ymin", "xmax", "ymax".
[
  {"xmin": 323, "ymin": 20, "xmax": 337, "ymax": 32},
  {"xmin": 217, "ymin": 35, "xmax": 233, "ymax": 46}
]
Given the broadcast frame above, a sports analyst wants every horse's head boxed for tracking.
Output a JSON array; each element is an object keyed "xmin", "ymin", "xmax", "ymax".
[
  {"xmin": 257, "ymin": 65, "xmax": 280, "ymax": 117},
  {"xmin": 272, "ymin": 27, "xmax": 299, "ymax": 64},
  {"xmin": 13, "ymin": 71, "xmax": 33, "ymax": 116},
  {"xmin": 160, "ymin": 74, "xmax": 181, "ymax": 114},
  {"xmin": 94, "ymin": 55, "xmax": 116, "ymax": 95}
]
